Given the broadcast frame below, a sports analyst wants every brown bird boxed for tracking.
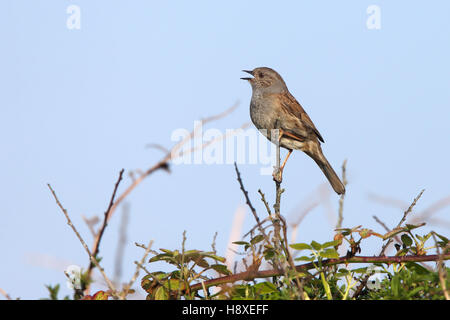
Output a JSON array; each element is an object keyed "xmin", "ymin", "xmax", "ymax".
[{"xmin": 241, "ymin": 67, "xmax": 345, "ymax": 195}]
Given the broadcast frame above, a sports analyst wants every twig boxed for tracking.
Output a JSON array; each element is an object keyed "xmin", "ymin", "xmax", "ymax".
[
  {"xmin": 372, "ymin": 215, "xmax": 431, "ymax": 271},
  {"xmin": 336, "ymin": 160, "xmax": 347, "ymax": 229},
  {"xmin": 134, "ymin": 261, "xmax": 152, "ymax": 276},
  {"xmin": 47, "ymin": 184, "xmax": 119, "ymax": 299},
  {"xmin": 352, "ymin": 189, "xmax": 425, "ymax": 299},
  {"xmin": 121, "ymin": 239, "xmax": 154, "ymax": 299},
  {"xmin": 88, "ymin": 169, "xmax": 124, "ymax": 275},
  {"xmin": 234, "ymin": 163, "xmax": 269, "ymax": 243},
  {"xmin": 269, "ymin": 143, "xmax": 304, "ymax": 297},
  {"xmin": 211, "ymin": 232, "xmax": 218, "ymax": 255},
  {"xmin": 113, "ymin": 202, "xmax": 130, "ymax": 285},
  {"xmin": 272, "ymin": 144, "xmax": 284, "ymax": 266},
  {"xmin": 81, "ymin": 215, "xmax": 99, "ymax": 237},
  {"xmin": 380, "ymin": 189, "xmax": 425, "ymax": 256},
  {"xmin": 372, "ymin": 215, "xmax": 401, "ymax": 244}
]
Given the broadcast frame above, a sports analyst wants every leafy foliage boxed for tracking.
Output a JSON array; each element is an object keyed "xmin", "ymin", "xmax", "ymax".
[
  {"xmin": 137, "ymin": 225, "xmax": 449, "ymax": 300},
  {"xmin": 141, "ymin": 248, "xmax": 231, "ymax": 300}
]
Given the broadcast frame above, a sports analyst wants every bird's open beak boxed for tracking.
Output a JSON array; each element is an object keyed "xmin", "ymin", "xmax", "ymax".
[{"xmin": 240, "ymin": 70, "xmax": 254, "ymax": 80}]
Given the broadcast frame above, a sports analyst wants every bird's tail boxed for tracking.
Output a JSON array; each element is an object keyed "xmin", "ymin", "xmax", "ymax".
[{"xmin": 306, "ymin": 148, "xmax": 345, "ymax": 195}]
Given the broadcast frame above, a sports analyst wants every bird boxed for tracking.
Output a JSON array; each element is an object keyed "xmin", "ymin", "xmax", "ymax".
[{"xmin": 241, "ymin": 67, "xmax": 345, "ymax": 195}]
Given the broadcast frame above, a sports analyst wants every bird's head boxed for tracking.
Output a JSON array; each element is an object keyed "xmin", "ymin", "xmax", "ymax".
[{"xmin": 241, "ymin": 67, "xmax": 287, "ymax": 93}]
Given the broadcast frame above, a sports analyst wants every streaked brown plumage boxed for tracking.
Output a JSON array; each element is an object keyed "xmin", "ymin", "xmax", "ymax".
[{"xmin": 241, "ymin": 67, "xmax": 345, "ymax": 195}]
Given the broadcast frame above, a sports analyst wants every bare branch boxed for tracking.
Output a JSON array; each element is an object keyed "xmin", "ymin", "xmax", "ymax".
[
  {"xmin": 121, "ymin": 239, "xmax": 154, "ymax": 299},
  {"xmin": 47, "ymin": 184, "xmax": 118, "ymax": 298},
  {"xmin": 233, "ymin": 162, "xmax": 269, "ymax": 243},
  {"xmin": 87, "ymin": 169, "xmax": 125, "ymax": 279},
  {"xmin": 336, "ymin": 159, "xmax": 348, "ymax": 229}
]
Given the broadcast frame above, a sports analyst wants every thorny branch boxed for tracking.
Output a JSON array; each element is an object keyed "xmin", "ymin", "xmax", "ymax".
[{"xmin": 189, "ymin": 253, "xmax": 450, "ymax": 293}]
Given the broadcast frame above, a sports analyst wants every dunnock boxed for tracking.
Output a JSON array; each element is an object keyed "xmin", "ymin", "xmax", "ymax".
[{"xmin": 241, "ymin": 67, "xmax": 345, "ymax": 195}]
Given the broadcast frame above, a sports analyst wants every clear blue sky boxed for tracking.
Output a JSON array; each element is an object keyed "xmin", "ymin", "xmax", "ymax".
[{"xmin": 1, "ymin": 1, "xmax": 449, "ymax": 299}]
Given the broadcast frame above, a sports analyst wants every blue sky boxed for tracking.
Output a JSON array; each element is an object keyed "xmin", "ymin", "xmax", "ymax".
[{"xmin": 1, "ymin": 1, "xmax": 449, "ymax": 299}]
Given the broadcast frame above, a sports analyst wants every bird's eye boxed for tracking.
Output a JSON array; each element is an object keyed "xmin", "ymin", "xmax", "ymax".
[{"xmin": 259, "ymin": 72, "xmax": 264, "ymax": 78}]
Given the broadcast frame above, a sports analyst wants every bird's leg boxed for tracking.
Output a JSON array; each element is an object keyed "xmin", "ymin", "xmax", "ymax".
[{"xmin": 280, "ymin": 149, "xmax": 292, "ymax": 172}]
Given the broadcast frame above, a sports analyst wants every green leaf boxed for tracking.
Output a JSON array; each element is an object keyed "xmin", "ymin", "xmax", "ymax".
[
  {"xmin": 45, "ymin": 284, "xmax": 60, "ymax": 300},
  {"xmin": 194, "ymin": 258, "xmax": 210, "ymax": 268},
  {"xmin": 435, "ymin": 233, "xmax": 449, "ymax": 244},
  {"xmin": 263, "ymin": 249, "xmax": 275, "ymax": 260},
  {"xmin": 294, "ymin": 256, "xmax": 315, "ymax": 262},
  {"xmin": 182, "ymin": 252, "xmax": 202, "ymax": 263},
  {"xmin": 154, "ymin": 286, "xmax": 169, "ymax": 300},
  {"xmin": 383, "ymin": 223, "xmax": 425, "ymax": 240},
  {"xmin": 203, "ymin": 253, "xmax": 226, "ymax": 263},
  {"xmin": 210, "ymin": 264, "xmax": 232, "ymax": 275},
  {"xmin": 322, "ymin": 240, "xmax": 340, "ymax": 249},
  {"xmin": 401, "ymin": 234, "xmax": 413, "ymax": 247},
  {"xmin": 141, "ymin": 272, "xmax": 167, "ymax": 293},
  {"xmin": 233, "ymin": 241, "xmax": 249, "ymax": 246},
  {"xmin": 311, "ymin": 241, "xmax": 322, "ymax": 251},
  {"xmin": 391, "ymin": 275, "xmax": 400, "ymax": 297},
  {"xmin": 149, "ymin": 253, "xmax": 175, "ymax": 263},
  {"xmin": 320, "ymin": 248, "xmax": 339, "ymax": 259},
  {"xmin": 250, "ymin": 235, "xmax": 265, "ymax": 245},
  {"xmin": 163, "ymin": 279, "xmax": 182, "ymax": 291},
  {"xmin": 289, "ymin": 243, "xmax": 312, "ymax": 250},
  {"xmin": 183, "ymin": 249, "xmax": 201, "ymax": 255},
  {"xmin": 336, "ymin": 268, "xmax": 350, "ymax": 276},
  {"xmin": 253, "ymin": 282, "xmax": 278, "ymax": 294},
  {"xmin": 406, "ymin": 286, "xmax": 425, "ymax": 298},
  {"xmin": 405, "ymin": 223, "xmax": 425, "ymax": 231},
  {"xmin": 351, "ymin": 267, "xmax": 368, "ymax": 274},
  {"xmin": 406, "ymin": 262, "xmax": 430, "ymax": 275}
]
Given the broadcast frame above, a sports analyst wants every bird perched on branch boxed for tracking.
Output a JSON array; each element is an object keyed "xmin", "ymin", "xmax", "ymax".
[{"xmin": 241, "ymin": 67, "xmax": 345, "ymax": 195}]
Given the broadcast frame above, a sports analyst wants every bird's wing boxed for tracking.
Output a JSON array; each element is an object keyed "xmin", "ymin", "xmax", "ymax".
[{"xmin": 279, "ymin": 92, "xmax": 325, "ymax": 143}]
